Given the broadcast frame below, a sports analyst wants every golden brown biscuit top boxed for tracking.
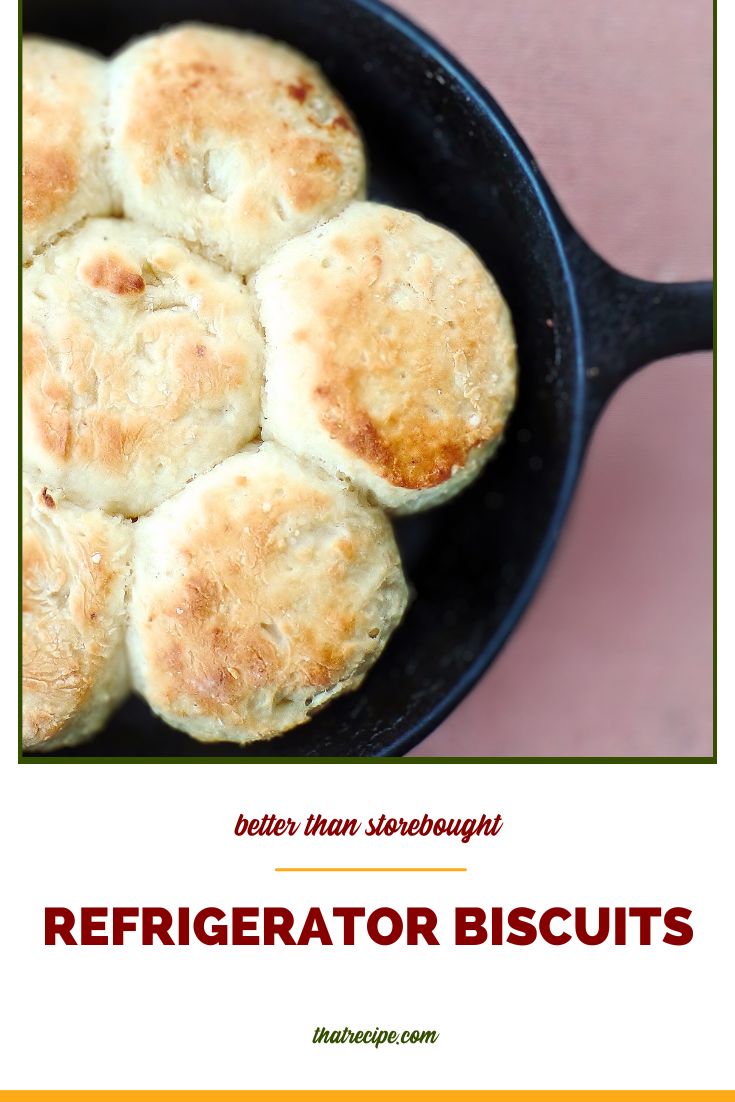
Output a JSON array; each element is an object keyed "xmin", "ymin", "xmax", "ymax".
[
  {"xmin": 22, "ymin": 482, "xmax": 130, "ymax": 747},
  {"xmin": 136, "ymin": 448, "xmax": 404, "ymax": 722},
  {"xmin": 108, "ymin": 24, "xmax": 365, "ymax": 271},
  {"xmin": 259, "ymin": 204, "xmax": 517, "ymax": 491},
  {"xmin": 121, "ymin": 28, "xmax": 355, "ymax": 195},
  {"xmin": 22, "ymin": 38, "xmax": 110, "ymax": 252},
  {"xmin": 23, "ymin": 218, "xmax": 263, "ymax": 515}
]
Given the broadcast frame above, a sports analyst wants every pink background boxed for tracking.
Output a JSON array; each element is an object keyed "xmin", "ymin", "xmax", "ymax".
[{"xmin": 401, "ymin": 0, "xmax": 713, "ymax": 757}]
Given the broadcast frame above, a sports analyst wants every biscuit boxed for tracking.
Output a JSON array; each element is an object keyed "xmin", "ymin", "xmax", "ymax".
[
  {"xmin": 22, "ymin": 479, "xmax": 132, "ymax": 751},
  {"xmin": 22, "ymin": 37, "xmax": 114, "ymax": 262},
  {"xmin": 127, "ymin": 443, "xmax": 408, "ymax": 744},
  {"xmin": 108, "ymin": 24, "xmax": 366, "ymax": 275},
  {"xmin": 256, "ymin": 202, "xmax": 518, "ymax": 513},
  {"xmin": 23, "ymin": 218, "xmax": 264, "ymax": 517}
]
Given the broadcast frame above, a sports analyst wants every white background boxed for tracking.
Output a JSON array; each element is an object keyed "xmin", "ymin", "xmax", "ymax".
[
  {"xmin": 0, "ymin": 768, "xmax": 731, "ymax": 1089},
  {"xmin": 3, "ymin": 3, "xmax": 728, "ymax": 1093}
]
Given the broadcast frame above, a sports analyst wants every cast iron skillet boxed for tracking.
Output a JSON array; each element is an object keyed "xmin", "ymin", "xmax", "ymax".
[{"xmin": 24, "ymin": 0, "xmax": 713, "ymax": 759}]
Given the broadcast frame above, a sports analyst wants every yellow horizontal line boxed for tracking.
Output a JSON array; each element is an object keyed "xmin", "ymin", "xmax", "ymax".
[
  {"xmin": 3, "ymin": 1093, "xmax": 723, "ymax": 1099},
  {"xmin": 274, "ymin": 867, "xmax": 467, "ymax": 872}
]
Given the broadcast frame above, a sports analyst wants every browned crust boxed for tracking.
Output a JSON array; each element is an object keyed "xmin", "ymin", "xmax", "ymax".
[
  {"xmin": 79, "ymin": 252, "xmax": 146, "ymax": 296},
  {"xmin": 315, "ymin": 382, "xmax": 475, "ymax": 490},
  {"xmin": 22, "ymin": 141, "xmax": 78, "ymax": 230},
  {"xmin": 22, "ymin": 41, "xmax": 109, "ymax": 249},
  {"xmin": 116, "ymin": 27, "xmax": 363, "ymax": 214},
  {"xmin": 262, "ymin": 207, "xmax": 517, "ymax": 491},
  {"xmin": 151, "ymin": 486, "xmax": 358, "ymax": 713},
  {"xmin": 136, "ymin": 453, "xmax": 402, "ymax": 725}
]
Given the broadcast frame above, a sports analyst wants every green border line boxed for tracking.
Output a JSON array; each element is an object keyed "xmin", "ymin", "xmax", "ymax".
[
  {"xmin": 17, "ymin": 3, "xmax": 716, "ymax": 767},
  {"xmin": 19, "ymin": 756, "xmax": 716, "ymax": 765}
]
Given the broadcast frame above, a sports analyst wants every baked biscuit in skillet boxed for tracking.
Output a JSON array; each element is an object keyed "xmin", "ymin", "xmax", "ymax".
[
  {"xmin": 23, "ymin": 218, "xmax": 264, "ymax": 517},
  {"xmin": 108, "ymin": 23, "xmax": 366, "ymax": 275},
  {"xmin": 256, "ymin": 202, "xmax": 518, "ymax": 513},
  {"xmin": 22, "ymin": 479, "xmax": 132, "ymax": 751},
  {"xmin": 127, "ymin": 443, "xmax": 408, "ymax": 744},
  {"xmin": 22, "ymin": 38, "xmax": 114, "ymax": 262}
]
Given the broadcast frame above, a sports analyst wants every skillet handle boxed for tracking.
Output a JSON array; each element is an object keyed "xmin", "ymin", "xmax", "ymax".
[{"xmin": 565, "ymin": 235, "xmax": 713, "ymax": 428}]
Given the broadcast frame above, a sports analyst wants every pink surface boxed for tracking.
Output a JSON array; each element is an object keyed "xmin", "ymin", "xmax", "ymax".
[{"xmin": 400, "ymin": 0, "xmax": 713, "ymax": 757}]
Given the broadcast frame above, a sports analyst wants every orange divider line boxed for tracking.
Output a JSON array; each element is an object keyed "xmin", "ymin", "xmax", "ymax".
[
  {"xmin": 274, "ymin": 866, "xmax": 467, "ymax": 872},
  {"xmin": 2, "ymin": 1089, "xmax": 733, "ymax": 1099}
]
